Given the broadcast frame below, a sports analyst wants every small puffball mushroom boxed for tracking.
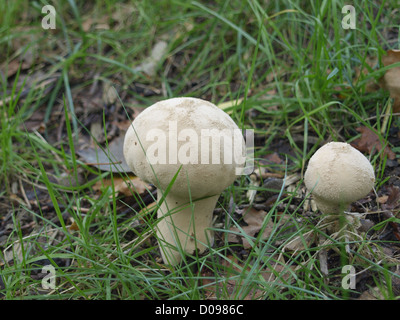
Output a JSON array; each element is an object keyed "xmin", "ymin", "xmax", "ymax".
[
  {"xmin": 123, "ymin": 97, "xmax": 245, "ymax": 265},
  {"xmin": 304, "ymin": 142, "xmax": 375, "ymax": 215}
]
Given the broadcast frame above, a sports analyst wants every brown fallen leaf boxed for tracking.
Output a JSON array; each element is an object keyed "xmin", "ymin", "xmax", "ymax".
[
  {"xmin": 380, "ymin": 186, "xmax": 400, "ymax": 241},
  {"xmin": 383, "ymin": 185, "xmax": 400, "ymax": 209},
  {"xmin": 228, "ymin": 207, "xmax": 275, "ymax": 249},
  {"xmin": 1, "ymin": 59, "xmax": 26, "ymax": 78},
  {"xmin": 200, "ymin": 253, "xmax": 295, "ymax": 299},
  {"xmin": 358, "ymin": 287, "xmax": 385, "ymax": 300},
  {"xmin": 260, "ymin": 255, "xmax": 296, "ymax": 284},
  {"xmin": 93, "ymin": 175, "xmax": 151, "ymax": 196},
  {"xmin": 377, "ymin": 195, "xmax": 389, "ymax": 204},
  {"xmin": 380, "ymin": 49, "xmax": 400, "ymax": 113},
  {"xmin": 351, "ymin": 126, "xmax": 396, "ymax": 160},
  {"xmin": 138, "ymin": 202, "xmax": 157, "ymax": 216},
  {"xmin": 77, "ymin": 134, "xmax": 131, "ymax": 172},
  {"xmin": 264, "ymin": 152, "xmax": 283, "ymax": 164},
  {"xmin": 0, "ymin": 48, "xmax": 36, "ymax": 78},
  {"xmin": 200, "ymin": 255, "xmax": 265, "ymax": 300},
  {"xmin": 81, "ymin": 15, "xmax": 110, "ymax": 32},
  {"xmin": 68, "ymin": 220, "xmax": 80, "ymax": 232}
]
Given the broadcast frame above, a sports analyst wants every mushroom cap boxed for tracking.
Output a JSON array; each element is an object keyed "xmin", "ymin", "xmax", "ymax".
[
  {"xmin": 304, "ymin": 142, "xmax": 375, "ymax": 209},
  {"xmin": 123, "ymin": 97, "xmax": 245, "ymax": 199}
]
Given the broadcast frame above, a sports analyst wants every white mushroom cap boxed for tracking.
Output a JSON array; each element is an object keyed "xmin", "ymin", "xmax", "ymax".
[
  {"xmin": 123, "ymin": 97, "xmax": 246, "ymax": 265},
  {"xmin": 304, "ymin": 142, "xmax": 375, "ymax": 214},
  {"xmin": 124, "ymin": 97, "xmax": 244, "ymax": 196}
]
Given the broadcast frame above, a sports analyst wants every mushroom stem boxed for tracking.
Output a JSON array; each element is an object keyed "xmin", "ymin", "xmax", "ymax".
[
  {"xmin": 312, "ymin": 195, "xmax": 350, "ymax": 215},
  {"xmin": 313, "ymin": 196, "xmax": 356, "ymax": 234},
  {"xmin": 156, "ymin": 193, "xmax": 218, "ymax": 265}
]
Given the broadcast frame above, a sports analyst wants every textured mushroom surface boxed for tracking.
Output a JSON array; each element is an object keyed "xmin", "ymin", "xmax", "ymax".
[
  {"xmin": 304, "ymin": 142, "xmax": 375, "ymax": 213},
  {"xmin": 123, "ymin": 97, "xmax": 244, "ymax": 198}
]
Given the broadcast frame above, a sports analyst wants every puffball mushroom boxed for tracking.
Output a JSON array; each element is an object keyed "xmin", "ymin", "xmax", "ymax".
[
  {"xmin": 304, "ymin": 142, "xmax": 375, "ymax": 215},
  {"xmin": 123, "ymin": 97, "xmax": 245, "ymax": 265}
]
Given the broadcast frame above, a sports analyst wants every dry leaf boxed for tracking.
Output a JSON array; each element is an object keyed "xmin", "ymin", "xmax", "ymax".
[
  {"xmin": 139, "ymin": 202, "xmax": 157, "ymax": 216},
  {"xmin": 82, "ymin": 16, "xmax": 109, "ymax": 32},
  {"xmin": 1, "ymin": 59, "xmax": 26, "ymax": 78},
  {"xmin": 381, "ymin": 49, "xmax": 400, "ymax": 113},
  {"xmin": 242, "ymin": 207, "xmax": 266, "ymax": 226},
  {"xmin": 93, "ymin": 175, "xmax": 151, "ymax": 196},
  {"xmin": 68, "ymin": 220, "xmax": 80, "ymax": 232},
  {"xmin": 0, "ymin": 45, "xmax": 37, "ymax": 78},
  {"xmin": 377, "ymin": 195, "xmax": 389, "ymax": 204},
  {"xmin": 261, "ymin": 256, "xmax": 296, "ymax": 284},
  {"xmin": 201, "ymin": 254, "xmax": 295, "ymax": 299},
  {"xmin": 77, "ymin": 134, "xmax": 131, "ymax": 172},
  {"xmin": 383, "ymin": 185, "xmax": 400, "ymax": 208},
  {"xmin": 282, "ymin": 229, "xmax": 314, "ymax": 253},
  {"xmin": 228, "ymin": 208, "xmax": 275, "ymax": 249},
  {"xmin": 3, "ymin": 241, "xmax": 32, "ymax": 264},
  {"xmin": 358, "ymin": 287, "xmax": 385, "ymax": 300},
  {"xmin": 351, "ymin": 126, "xmax": 396, "ymax": 160},
  {"xmin": 134, "ymin": 40, "xmax": 168, "ymax": 77},
  {"xmin": 380, "ymin": 186, "xmax": 400, "ymax": 241},
  {"xmin": 200, "ymin": 255, "xmax": 265, "ymax": 300},
  {"xmin": 264, "ymin": 152, "xmax": 283, "ymax": 164}
]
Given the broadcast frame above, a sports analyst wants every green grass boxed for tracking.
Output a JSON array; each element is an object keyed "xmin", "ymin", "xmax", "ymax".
[{"xmin": 0, "ymin": 0, "xmax": 399, "ymax": 300}]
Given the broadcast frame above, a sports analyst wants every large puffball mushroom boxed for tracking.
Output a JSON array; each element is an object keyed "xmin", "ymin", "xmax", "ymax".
[
  {"xmin": 304, "ymin": 142, "xmax": 375, "ymax": 215},
  {"xmin": 123, "ymin": 97, "xmax": 246, "ymax": 265}
]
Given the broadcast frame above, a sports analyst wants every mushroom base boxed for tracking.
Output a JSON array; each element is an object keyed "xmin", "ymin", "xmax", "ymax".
[
  {"xmin": 313, "ymin": 195, "xmax": 351, "ymax": 215},
  {"xmin": 156, "ymin": 192, "xmax": 218, "ymax": 265}
]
